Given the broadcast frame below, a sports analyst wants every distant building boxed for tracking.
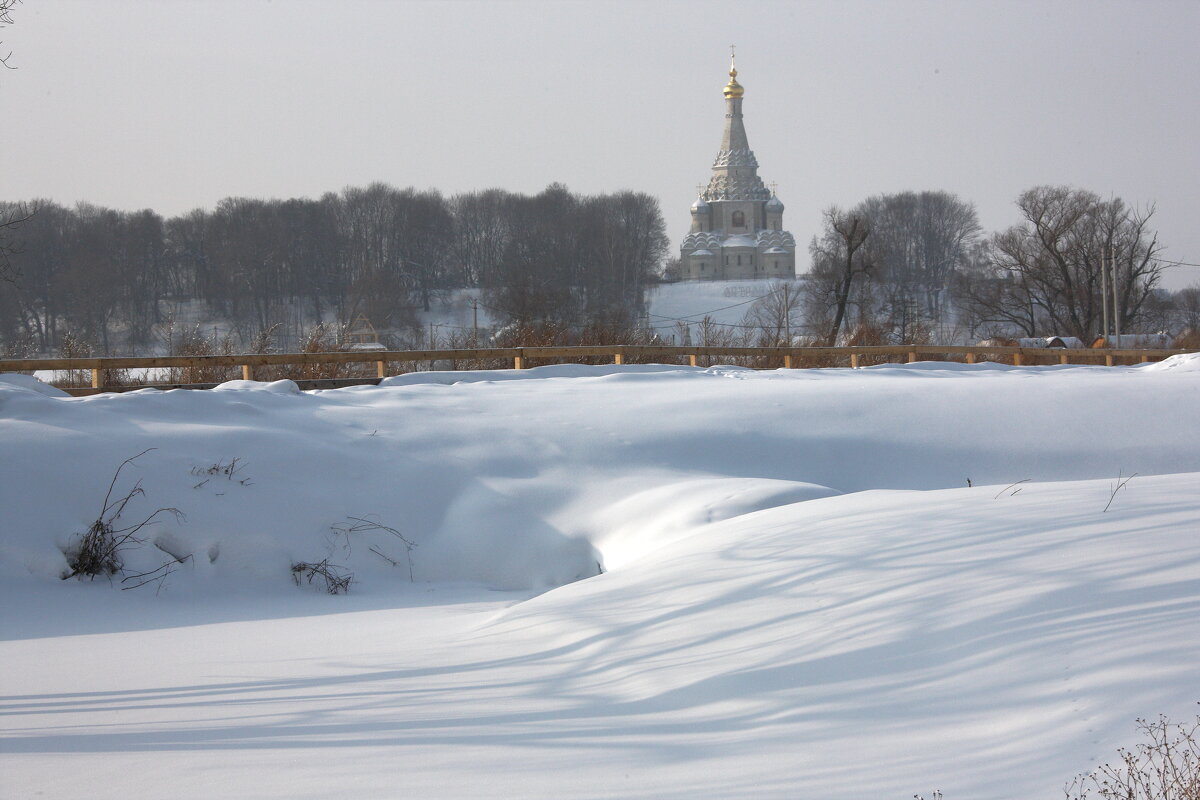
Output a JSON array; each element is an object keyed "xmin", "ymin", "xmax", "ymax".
[{"xmin": 680, "ymin": 55, "xmax": 796, "ymax": 281}]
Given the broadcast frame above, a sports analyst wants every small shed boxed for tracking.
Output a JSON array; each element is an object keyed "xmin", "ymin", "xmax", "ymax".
[{"xmin": 345, "ymin": 316, "xmax": 386, "ymax": 351}]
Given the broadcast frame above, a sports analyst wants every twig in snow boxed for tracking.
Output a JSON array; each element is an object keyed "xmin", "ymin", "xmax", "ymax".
[
  {"xmin": 993, "ymin": 478, "xmax": 1030, "ymax": 500},
  {"xmin": 1103, "ymin": 470, "xmax": 1137, "ymax": 513}
]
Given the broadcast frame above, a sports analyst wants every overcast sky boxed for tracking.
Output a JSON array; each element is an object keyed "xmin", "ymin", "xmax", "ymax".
[{"xmin": 3, "ymin": 0, "xmax": 1198, "ymax": 289}]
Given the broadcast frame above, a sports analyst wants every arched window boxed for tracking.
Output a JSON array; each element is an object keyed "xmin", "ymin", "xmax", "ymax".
[{"xmin": 732, "ymin": 210, "xmax": 745, "ymax": 228}]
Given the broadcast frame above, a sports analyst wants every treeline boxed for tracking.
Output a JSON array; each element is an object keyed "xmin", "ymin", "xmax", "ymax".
[
  {"xmin": 803, "ymin": 186, "xmax": 1196, "ymax": 346},
  {"xmin": 0, "ymin": 183, "xmax": 667, "ymax": 355}
]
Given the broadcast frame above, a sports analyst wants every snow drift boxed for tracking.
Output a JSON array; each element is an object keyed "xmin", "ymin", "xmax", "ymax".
[{"xmin": 2, "ymin": 356, "xmax": 1198, "ymax": 799}]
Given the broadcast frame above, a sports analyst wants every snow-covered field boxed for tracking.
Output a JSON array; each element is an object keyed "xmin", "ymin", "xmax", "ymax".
[{"xmin": 2, "ymin": 357, "xmax": 1199, "ymax": 799}]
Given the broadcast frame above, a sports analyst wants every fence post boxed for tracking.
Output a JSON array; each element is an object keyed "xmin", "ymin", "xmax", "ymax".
[
  {"xmin": 1059, "ymin": 353, "xmax": 1069, "ymax": 365},
  {"xmin": 1105, "ymin": 354, "xmax": 1114, "ymax": 367},
  {"xmin": 376, "ymin": 360, "xmax": 386, "ymax": 378},
  {"xmin": 513, "ymin": 351, "xmax": 525, "ymax": 370},
  {"xmin": 241, "ymin": 364, "xmax": 252, "ymax": 381},
  {"xmin": 966, "ymin": 351, "xmax": 976, "ymax": 364},
  {"xmin": 613, "ymin": 348, "xmax": 624, "ymax": 365},
  {"xmin": 91, "ymin": 368, "xmax": 101, "ymax": 390},
  {"xmin": 850, "ymin": 352, "xmax": 859, "ymax": 369},
  {"xmin": 784, "ymin": 354, "xmax": 793, "ymax": 369},
  {"xmin": 907, "ymin": 350, "xmax": 917, "ymax": 363},
  {"xmin": 1012, "ymin": 353, "xmax": 1022, "ymax": 366},
  {"xmin": 688, "ymin": 354, "xmax": 698, "ymax": 367}
]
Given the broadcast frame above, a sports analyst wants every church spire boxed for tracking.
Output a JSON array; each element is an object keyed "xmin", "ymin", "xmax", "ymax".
[
  {"xmin": 717, "ymin": 48, "xmax": 753, "ymax": 162},
  {"xmin": 723, "ymin": 45, "xmax": 744, "ymax": 99}
]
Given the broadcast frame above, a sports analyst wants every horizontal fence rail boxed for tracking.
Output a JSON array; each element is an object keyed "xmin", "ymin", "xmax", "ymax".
[{"xmin": 0, "ymin": 344, "xmax": 1192, "ymax": 396}]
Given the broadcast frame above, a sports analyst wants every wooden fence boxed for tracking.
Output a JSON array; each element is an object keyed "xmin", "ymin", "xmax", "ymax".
[{"xmin": 0, "ymin": 344, "xmax": 1191, "ymax": 396}]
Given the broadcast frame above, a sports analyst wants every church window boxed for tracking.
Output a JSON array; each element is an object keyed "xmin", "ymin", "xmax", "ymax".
[{"xmin": 732, "ymin": 210, "xmax": 745, "ymax": 228}]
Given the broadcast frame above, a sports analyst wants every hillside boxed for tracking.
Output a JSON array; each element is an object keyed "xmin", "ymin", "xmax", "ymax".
[{"xmin": 2, "ymin": 356, "xmax": 1199, "ymax": 798}]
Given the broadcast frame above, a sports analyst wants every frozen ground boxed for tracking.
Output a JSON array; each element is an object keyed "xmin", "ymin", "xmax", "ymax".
[{"xmin": 2, "ymin": 356, "xmax": 1199, "ymax": 799}]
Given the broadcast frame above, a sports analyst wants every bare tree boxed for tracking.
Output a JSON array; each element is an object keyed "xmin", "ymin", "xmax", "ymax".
[
  {"xmin": 743, "ymin": 281, "xmax": 804, "ymax": 345},
  {"xmin": 859, "ymin": 190, "xmax": 981, "ymax": 338},
  {"xmin": 0, "ymin": 201, "xmax": 35, "ymax": 284},
  {"xmin": 981, "ymin": 186, "xmax": 1166, "ymax": 340},
  {"xmin": 0, "ymin": 0, "xmax": 19, "ymax": 72},
  {"xmin": 806, "ymin": 208, "xmax": 873, "ymax": 345}
]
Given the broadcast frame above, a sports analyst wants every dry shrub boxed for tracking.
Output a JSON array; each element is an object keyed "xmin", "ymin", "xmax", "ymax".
[
  {"xmin": 164, "ymin": 324, "xmax": 240, "ymax": 384},
  {"xmin": 0, "ymin": 333, "xmax": 37, "ymax": 369},
  {"xmin": 490, "ymin": 321, "xmax": 572, "ymax": 368},
  {"xmin": 442, "ymin": 328, "xmax": 508, "ymax": 371},
  {"xmin": 291, "ymin": 559, "xmax": 353, "ymax": 594},
  {"xmin": 843, "ymin": 322, "xmax": 893, "ymax": 367},
  {"xmin": 1173, "ymin": 329, "xmax": 1200, "ymax": 351},
  {"xmin": 1065, "ymin": 714, "xmax": 1199, "ymax": 800},
  {"xmin": 62, "ymin": 449, "xmax": 183, "ymax": 582},
  {"xmin": 272, "ymin": 323, "xmax": 367, "ymax": 381},
  {"xmin": 49, "ymin": 332, "xmax": 136, "ymax": 389}
]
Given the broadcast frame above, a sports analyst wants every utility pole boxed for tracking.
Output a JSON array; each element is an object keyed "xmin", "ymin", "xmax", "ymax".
[
  {"xmin": 783, "ymin": 283, "xmax": 791, "ymax": 344},
  {"xmin": 1111, "ymin": 244, "xmax": 1121, "ymax": 346},
  {"xmin": 1100, "ymin": 247, "xmax": 1110, "ymax": 341},
  {"xmin": 471, "ymin": 298, "xmax": 479, "ymax": 342}
]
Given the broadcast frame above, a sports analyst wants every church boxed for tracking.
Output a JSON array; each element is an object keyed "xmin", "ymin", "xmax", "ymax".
[{"xmin": 679, "ymin": 55, "xmax": 797, "ymax": 280}]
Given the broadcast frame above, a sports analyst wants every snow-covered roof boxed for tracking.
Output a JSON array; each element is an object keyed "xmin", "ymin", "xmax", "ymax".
[{"xmin": 723, "ymin": 234, "xmax": 758, "ymax": 248}]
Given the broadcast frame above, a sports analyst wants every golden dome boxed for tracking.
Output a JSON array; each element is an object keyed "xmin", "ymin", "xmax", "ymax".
[{"xmin": 723, "ymin": 63, "xmax": 744, "ymax": 99}]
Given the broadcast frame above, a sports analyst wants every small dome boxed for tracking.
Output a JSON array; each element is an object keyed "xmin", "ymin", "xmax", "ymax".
[
  {"xmin": 765, "ymin": 194, "xmax": 785, "ymax": 212},
  {"xmin": 723, "ymin": 65, "xmax": 744, "ymax": 99},
  {"xmin": 691, "ymin": 196, "xmax": 710, "ymax": 213}
]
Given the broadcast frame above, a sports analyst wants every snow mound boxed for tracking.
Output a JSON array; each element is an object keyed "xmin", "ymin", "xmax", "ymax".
[
  {"xmin": 212, "ymin": 378, "xmax": 302, "ymax": 393},
  {"xmin": 591, "ymin": 477, "xmax": 840, "ymax": 570},
  {"xmin": 379, "ymin": 362, "xmax": 701, "ymax": 387},
  {"xmin": 0, "ymin": 372, "xmax": 71, "ymax": 398},
  {"xmin": 1139, "ymin": 351, "xmax": 1200, "ymax": 371}
]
